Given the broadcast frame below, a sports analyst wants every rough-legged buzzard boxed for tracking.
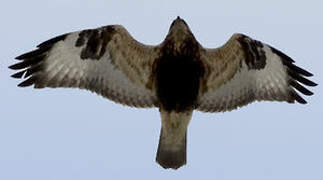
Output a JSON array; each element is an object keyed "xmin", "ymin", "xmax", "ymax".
[{"xmin": 10, "ymin": 16, "xmax": 317, "ymax": 169}]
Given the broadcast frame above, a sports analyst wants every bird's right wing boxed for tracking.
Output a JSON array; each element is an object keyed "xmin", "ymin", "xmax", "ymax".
[
  {"xmin": 197, "ymin": 33, "xmax": 317, "ymax": 112},
  {"xmin": 10, "ymin": 25, "xmax": 160, "ymax": 107}
]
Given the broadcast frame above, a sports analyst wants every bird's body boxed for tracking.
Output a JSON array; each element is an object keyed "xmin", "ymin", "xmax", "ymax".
[{"xmin": 10, "ymin": 17, "xmax": 317, "ymax": 169}]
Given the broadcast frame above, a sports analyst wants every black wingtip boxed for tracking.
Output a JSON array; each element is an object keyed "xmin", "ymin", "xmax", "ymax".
[
  {"xmin": 269, "ymin": 46, "xmax": 315, "ymax": 77},
  {"xmin": 268, "ymin": 43, "xmax": 316, "ymax": 104},
  {"xmin": 270, "ymin": 46, "xmax": 295, "ymax": 63},
  {"xmin": 288, "ymin": 70, "xmax": 318, "ymax": 87},
  {"xmin": 290, "ymin": 91, "xmax": 307, "ymax": 104},
  {"xmin": 17, "ymin": 77, "xmax": 35, "ymax": 87},
  {"xmin": 290, "ymin": 80, "xmax": 314, "ymax": 96},
  {"xmin": 290, "ymin": 63, "xmax": 313, "ymax": 77},
  {"xmin": 15, "ymin": 47, "xmax": 50, "ymax": 61},
  {"xmin": 10, "ymin": 55, "xmax": 45, "ymax": 72},
  {"xmin": 8, "ymin": 64, "xmax": 19, "ymax": 70},
  {"xmin": 11, "ymin": 71, "xmax": 26, "ymax": 79},
  {"xmin": 9, "ymin": 61, "xmax": 29, "ymax": 70},
  {"xmin": 37, "ymin": 34, "xmax": 68, "ymax": 48},
  {"xmin": 15, "ymin": 52, "xmax": 31, "ymax": 60},
  {"xmin": 15, "ymin": 54, "xmax": 25, "ymax": 60}
]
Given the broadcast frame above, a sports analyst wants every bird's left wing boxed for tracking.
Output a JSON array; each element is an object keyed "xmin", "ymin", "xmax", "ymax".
[
  {"xmin": 197, "ymin": 33, "xmax": 317, "ymax": 112},
  {"xmin": 10, "ymin": 25, "xmax": 159, "ymax": 107}
]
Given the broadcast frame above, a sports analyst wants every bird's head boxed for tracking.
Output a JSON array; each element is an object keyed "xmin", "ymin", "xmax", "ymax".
[{"xmin": 166, "ymin": 16, "xmax": 195, "ymax": 43}]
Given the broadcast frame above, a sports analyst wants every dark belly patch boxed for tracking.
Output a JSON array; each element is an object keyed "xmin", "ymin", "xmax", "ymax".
[{"xmin": 155, "ymin": 52, "xmax": 204, "ymax": 112}]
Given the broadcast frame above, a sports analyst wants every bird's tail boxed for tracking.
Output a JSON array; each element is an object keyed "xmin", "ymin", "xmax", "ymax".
[{"xmin": 156, "ymin": 109, "xmax": 193, "ymax": 169}]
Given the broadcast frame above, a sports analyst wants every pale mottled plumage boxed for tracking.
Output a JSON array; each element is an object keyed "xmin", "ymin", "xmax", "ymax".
[{"xmin": 10, "ymin": 17, "xmax": 316, "ymax": 169}]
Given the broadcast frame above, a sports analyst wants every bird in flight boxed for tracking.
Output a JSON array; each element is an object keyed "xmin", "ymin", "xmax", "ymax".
[{"xmin": 10, "ymin": 16, "xmax": 317, "ymax": 169}]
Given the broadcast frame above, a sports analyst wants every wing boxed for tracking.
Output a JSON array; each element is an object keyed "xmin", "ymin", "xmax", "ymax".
[
  {"xmin": 197, "ymin": 33, "xmax": 317, "ymax": 112},
  {"xmin": 9, "ymin": 25, "xmax": 159, "ymax": 107}
]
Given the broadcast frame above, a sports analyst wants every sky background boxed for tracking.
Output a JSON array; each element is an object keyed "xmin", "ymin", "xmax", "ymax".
[{"xmin": 1, "ymin": 0, "xmax": 322, "ymax": 179}]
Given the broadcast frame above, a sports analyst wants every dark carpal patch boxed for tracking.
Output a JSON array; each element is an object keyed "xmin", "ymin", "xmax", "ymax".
[
  {"xmin": 155, "ymin": 38, "xmax": 204, "ymax": 112},
  {"xmin": 238, "ymin": 35, "xmax": 266, "ymax": 70},
  {"xmin": 76, "ymin": 26, "xmax": 116, "ymax": 60},
  {"xmin": 75, "ymin": 30, "xmax": 92, "ymax": 47}
]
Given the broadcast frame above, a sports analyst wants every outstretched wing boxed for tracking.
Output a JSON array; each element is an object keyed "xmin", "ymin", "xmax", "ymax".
[
  {"xmin": 10, "ymin": 25, "xmax": 159, "ymax": 107},
  {"xmin": 197, "ymin": 33, "xmax": 317, "ymax": 112}
]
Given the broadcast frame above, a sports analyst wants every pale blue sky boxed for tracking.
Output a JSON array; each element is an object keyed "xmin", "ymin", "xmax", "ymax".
[{"xmin": 1, "ymin": 0, "xmax": 322, "ymax": 179}]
